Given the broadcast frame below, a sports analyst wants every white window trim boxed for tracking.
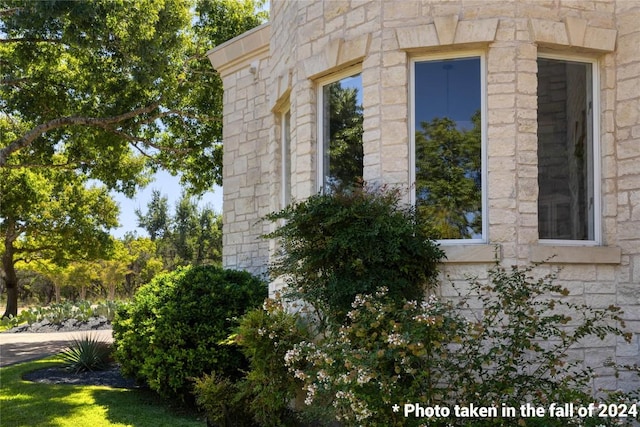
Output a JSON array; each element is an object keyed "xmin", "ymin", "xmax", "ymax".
[
  {"xmin": 316, "ymin": 65, "xmax": 363, "ymax": 193},
  {"xmin": 409, "ymin": 51, "xmax": 488, "ymax": 244},
  {"xmin": 537, "ymin": 53, "xmax": 601, "ymax": 246},
  {"xmin": 281, "ymin": 105, "xmax": 291, "ymax": 208}
]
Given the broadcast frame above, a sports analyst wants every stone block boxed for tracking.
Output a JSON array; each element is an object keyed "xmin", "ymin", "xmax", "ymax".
[
  {"xmin": 516, "ymin": 72, "xmax": 537, "ymax": 95},
  {"xmin": 518, "ymin": 177, "xmax": 538, "ymax": 201},
  {"xmin": 338, "ymin": 33, "xmax": 371, "ymax": 65},
  {"xmin": 616, "ymin": 78, "xmax": 640, "ymax": 102},
  {"xmin": 454, "ymin": 18, "xmax": 498, "ymax": 44},
  {"xmin": 488, "ymin": 109, "xmax": 515, "ymax": 124},
  {"xmin": 529, "ymin": 18, "xmax": 569, "ymax": 46},
  {"xmin": 487, "ymin": 82, "xmax": 516, "ymax": 94},
  {"xmin": 345, "ymin": 5, "xmax": 366, "ymax": 28},
  {"xmin": 302, "ymin": 38, "xmax": 341, "ymax": 78},
  {"xmin": 564, "ymin": 16, "xmax": 587, "ymax": 46},
  {"xmin": 488, "ymin": 94, "xmax": 515, "ymax": 109},
  {"xmin": 487, "ymin": 136, "xmax": 516, "ymax": 157},
  {"xmin": 396, "ymin": 24, "xmax": 439, "ymax": 49},
  {"xmin": 434, "ymin": 14, "xmax": 459, "ymax": 45},
  {"xmin": 583, "ymin": 26, "xmax": 617, "ymax": 52},
  {"xmin": 488, "ymin": 171, "xmax": 517, "ymax": 198},
  {"xmin": 617, "ymin": 32, "xmax": 640, "ymax": 65},
  {"xmin": 324, "ymin": 0, "xmax": 349, "ymax": 21},
  {"xmin": 383, "ymin": 1, "xmax": 420, "ymax": 21},
  {"xmin": 617, "ymin": 140, "xmax": 640, "ymax": 160}
]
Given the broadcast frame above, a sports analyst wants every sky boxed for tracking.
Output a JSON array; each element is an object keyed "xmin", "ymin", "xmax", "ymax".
[{"xmin": 110, "ymin": 170, "xmax": 223, "ymax": 238}]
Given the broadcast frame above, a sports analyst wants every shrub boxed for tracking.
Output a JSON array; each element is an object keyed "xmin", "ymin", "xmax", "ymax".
[
  {"xmin": 193, "ymin": 373, "xmax": 254, "ymax": 427},
  {"xmin": 60, "ymin": 334, "xmax": 113, "ymax": 373},
  {"xmin": 264, "ymin": 184, "xmax": 445, "ymax": 325},
  {"xmin": 194, "ymin": 298, "xmax": 310, "ymax": 427},
  {"xmin": 284, "ymin": 263, "xmax": 638, "ymax": 427},
  {"xmin": 237, "ymin": 298, "xmax": 310, "ymax": 426},
  {"xmin": 112, "ymin": 265, "xmax": 267, "ymax": 401}
]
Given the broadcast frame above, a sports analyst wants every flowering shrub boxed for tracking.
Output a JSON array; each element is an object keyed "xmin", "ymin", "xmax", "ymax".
[
  {"xmin": 234, "ymin": 298, "xmax": 311, "ymax": 426},
  {"xmin": 254, "ymin": 189, "xmax": 637, "ymax": 426},
  {"xmin": 283, "ymin": 264, "xmax": 638, "ymax": 427},
  {"xmin": 284, "ymin": 288, "xmax": 466, "ymax": 425},
  {"xmin": 194, "ymin": 297, "xmax": 310, "ymax": 426}
]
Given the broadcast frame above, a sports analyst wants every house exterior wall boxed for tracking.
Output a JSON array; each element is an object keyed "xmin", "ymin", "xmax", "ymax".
[{"xmin": 209, "ymin": 0, "xmax": 640, "ymax": 393}]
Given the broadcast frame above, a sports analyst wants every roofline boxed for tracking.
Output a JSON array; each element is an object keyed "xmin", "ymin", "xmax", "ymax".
[{"xmin": 207, "ymin": 22, "xmax": 271, "ymax": 76}]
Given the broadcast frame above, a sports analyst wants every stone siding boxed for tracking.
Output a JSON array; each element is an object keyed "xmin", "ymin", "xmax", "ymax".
[{"xmin": 209, "ymin": 0, "xmax": 640, "ymax": 393}]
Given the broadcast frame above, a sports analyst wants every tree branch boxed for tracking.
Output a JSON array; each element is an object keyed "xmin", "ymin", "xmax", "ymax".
[
  {"xmin": 0, "ymin": 7, "xmax": 23, "ymax": 17},
  {"xmin": 0, "ymin": 37, "xmax": 65, "ymax": 44},
  {"xmin": 1, "ymin": 78, "xmax": 31, "ymax": 87},
  {"xmin": 2, "ymin": 160, "xmax": 97, "ymax": 170},
  {"xmin": 94, "ymin": 122, "xmax": 193, "ymax": 156},
  {"xmin": 0, "ymin": 102, "xmax": 161, "ymax": 167}
]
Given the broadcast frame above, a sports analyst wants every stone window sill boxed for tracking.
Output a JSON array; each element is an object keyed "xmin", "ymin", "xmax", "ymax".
[
  {"xmin": 439, "ymin": 244, "xmax": 622, "ymax": 265},
  {"xmin": 529, "ymin": 245, "xmax": 622, "ymax": 264},
  {"xmin": 440, "ymin": 244, "xmax": 500, "ymax": 264}
]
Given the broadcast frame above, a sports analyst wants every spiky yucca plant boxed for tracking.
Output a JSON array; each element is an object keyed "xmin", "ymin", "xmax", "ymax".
[{"xmin": 60, "ymin": 334, "xmax": 112, "ymax": 373}]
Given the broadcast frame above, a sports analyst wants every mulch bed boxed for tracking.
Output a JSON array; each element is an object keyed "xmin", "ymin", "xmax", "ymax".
[{"xmin": 22, "ymin": 363, "xmax": 140, "ymax": 389}]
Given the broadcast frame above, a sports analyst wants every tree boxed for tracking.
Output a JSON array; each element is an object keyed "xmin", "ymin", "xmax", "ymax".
[
  {"xmin": 135, "ymin": 190, "xmax": 171, "ymax": 241},
  {"xmin": 1, "ymin": 0, "xmax": 265, "ymax": 315},
  {"xmin": 0, "ymin": 0, "xmax": 267, "ymax": 194},
  {"xmin": 0, "ymin": 165, "xmax": 118, "ymax": 317},
  {"xmin": 123, "ymin": 236, "xmax": 164, "ymax": 297},
  {"xmin": 194, "ymin": 205, "xmax": 223, "ymax": 265},
  {"xmin": 96, "ymin": 240, "xmax": 132, "ymax": 301},
  {"xmin": 415, "ymin": 112, "xmax": 482, "ymax": 239},
  {"xmin": 174, "ymin": 192, "xmax": 199, "ymax": 263},
  {"xmin": 136, "ymin": 191, "xmax": 222, "ymax": 269}
]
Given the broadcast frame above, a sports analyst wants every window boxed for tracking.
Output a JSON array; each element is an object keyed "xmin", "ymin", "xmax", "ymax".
[
  {"xmin": 318, "ymin": 70, "xmax": 363, "ymax": 191},
  {"xmin": 282, "ymin": 108, "xmax": 291, "ymax": 207},
  {"xmin": 537, "ymin": 56, "xmax": 599, "ymax": 243},
  {"xmin": 411, "ymin": 55, "xmax": 486, "ymax": 242}
]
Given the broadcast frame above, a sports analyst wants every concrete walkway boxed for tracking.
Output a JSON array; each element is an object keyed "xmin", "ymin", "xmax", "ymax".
[{"xmin": 0, "ymin": 329, "xmax": 113, "ymax": 367}]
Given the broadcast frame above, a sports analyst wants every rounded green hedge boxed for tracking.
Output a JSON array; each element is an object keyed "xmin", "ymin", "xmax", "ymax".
[{"xmin": 112, "ymin": 265, "xmax": 267, "ymax": 401}]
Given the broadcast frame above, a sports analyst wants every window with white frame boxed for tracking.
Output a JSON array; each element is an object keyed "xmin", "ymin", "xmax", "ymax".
[
  {"xmin": 537, "ymin": 55, "xmax": 599, "ymax": 243},
  {"xmin": 318, "ymin": 70, "xmax": 363, "ymax": 191},
  {"xmin": 282, "ymin": 107, "xmax": 291, "ymax": 207},
  {"xmin": 411, "ymin": 54, "xmax": 486, "ymax": 242}
]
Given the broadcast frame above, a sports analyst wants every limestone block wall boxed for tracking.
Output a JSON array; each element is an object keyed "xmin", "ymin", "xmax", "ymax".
[
  {"xmin": 208, "ymin": 24, "xmax": 272, "ymax": 277},
  {"xmin": 209, "ymin": 0, "xmax": 640, "ymax": 393}
]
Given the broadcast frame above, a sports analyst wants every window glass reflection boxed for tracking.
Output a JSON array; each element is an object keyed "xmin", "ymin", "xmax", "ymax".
[
  {"xmin": 537, "ymin": 58, "xmax": 594, "ymax": 240},
  {"xmin": 414, "ymin": 57, "xmax": 482, "ymax": 239},
  {"xmin": 322, "ymin": 73, "xmax": 363, "ymax": 190}
]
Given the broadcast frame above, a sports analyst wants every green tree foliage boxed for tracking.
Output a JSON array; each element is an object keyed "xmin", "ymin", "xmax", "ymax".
[
  {"xmin": 136, "ymin": 191, "xmax": 222, "ymax": 269},
  {"xmin": 1, "ymin": 0, "xmax": 263, "ymax": 315},
  {"xmin": 135, "ymin": 190, "xmax": 170, "ymax": 241},
  {"xmin": 264, "ymin": 185, "xmax": 444, "ymax": 325},
  {"xmin": 121, "ymin": 235, "xmax": 164, "ymax": 297},
  {"xmin": 0, "ymin": 0, "xmax": 266, "ymax": 193},
  {"xmin": 415, "ymin": 112, "xmax": 482, "ymax": 239},
  {"xmin": 28, "ymin": 237, "xmax": 163, "ymax": 302},
  {"xmin": 0, "ymin": 165, "xmax": 118, "ymax": 317}
]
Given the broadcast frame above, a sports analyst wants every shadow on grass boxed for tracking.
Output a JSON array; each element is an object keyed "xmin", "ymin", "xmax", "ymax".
[
  {"xmin": 1, "ymin": 358, "xmax": 86, "ymax": 426},
  {"xmin": 0, "ymin": 357, "xmax": 203, "ymax": 427},
  {"xmin": 91, "ymin": 388, "xmax": 205, "ymax": 427}
]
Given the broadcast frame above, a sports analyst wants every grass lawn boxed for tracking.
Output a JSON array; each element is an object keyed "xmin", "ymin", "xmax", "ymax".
[{"xmin": 0, "ymin": 357, "xmax": 205, "ymax": 427}]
